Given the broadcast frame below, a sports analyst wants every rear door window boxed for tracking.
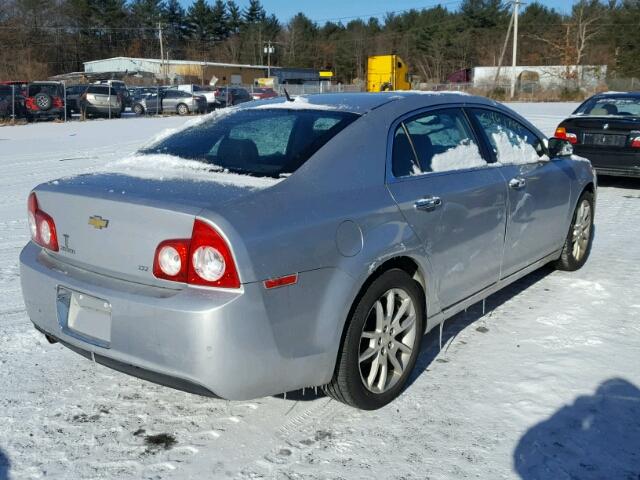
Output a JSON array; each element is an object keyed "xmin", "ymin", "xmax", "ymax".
[
  {"xmin": 392, "ymin": 108, "xmax": 486, "ymax": 176},
  {"xmin": 469, "ymin": 108, "xmax": 546, "ymax": 165}
]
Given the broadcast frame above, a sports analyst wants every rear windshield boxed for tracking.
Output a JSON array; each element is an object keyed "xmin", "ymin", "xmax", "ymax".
[
  {"xmin": 575, "ymin": 96, "xmax": 640, "ymax": 117},
  {"xmin": 142, "ymin": 108, "xmax": 358, "ymax": 177},
  {"xmin": 28, "ymin": 84, "xmax": 61, "ymax": 96},
  {"xmin": 87, "ymin": 86, "xmax": 117, "ymax": 95}
]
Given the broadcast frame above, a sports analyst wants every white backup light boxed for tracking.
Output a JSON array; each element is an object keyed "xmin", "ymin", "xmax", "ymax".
[
  {"xmin": 158, "ymin": 245, "xmax": 182, "ymax": 276},
  {"xmin": 28, "ymin": 212, "xmax": 37, "ymax": 239},
  {"xmin": 192, "ymin": 246, "xmax": 225, "ymax": 282},
  {"xmin": 39, "ymin": 219, "xmax": 51, "ymax": 245}
]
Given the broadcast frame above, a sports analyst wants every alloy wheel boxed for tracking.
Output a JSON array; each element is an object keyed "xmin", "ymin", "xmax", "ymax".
[
  {"xmin": 358, "ymin": 288, "xmax": 417, "ymax": 394},
  {"xmin": 572, "ymin": 199, "xmax": 592, "ymax": 261}
]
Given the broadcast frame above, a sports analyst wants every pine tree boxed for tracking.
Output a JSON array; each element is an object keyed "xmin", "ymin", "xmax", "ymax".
[
  {"xmin": 186, "ymin": 0, "xmax": 214, "ymax": 42},
  {"xmin": 243, "ymin": 0, "xmax": 266, "ymax": 23},
  {"xmin": 227, "ymin": 0, "xmax": 242, "ymax": 34},
  {"xmin": 211, "ymin": 0, "xmax": 229, "ymax": 39}
]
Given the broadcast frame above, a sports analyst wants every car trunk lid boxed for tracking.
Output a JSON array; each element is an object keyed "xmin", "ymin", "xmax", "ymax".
[{"xmin": 34, "ymin": 170, "xmax": 278, "ymax": 287}]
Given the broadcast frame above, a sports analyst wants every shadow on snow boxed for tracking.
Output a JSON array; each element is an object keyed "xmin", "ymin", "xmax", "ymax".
[
  {"xmin": 514, "ymin": 378, "xmax": 640, "ymax": 479},
  {"xmin": 0, "ymin": 447, "xmax": 9, "ymax": 480}
]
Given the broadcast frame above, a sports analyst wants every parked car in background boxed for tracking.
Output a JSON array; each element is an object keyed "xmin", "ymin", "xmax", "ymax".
[
  {"xmin": 175, "ymin": 84, "xmax": 218, "ymax": 111},
  {"xmin": 79, "ymin": 85, "xmax": 122, "ymax": 119},
  {"xmin": 64, "ymin": 84, "xmax": 89, "ymax": 114},
  {"xmin": 132, "ymin": 89, "xmax": 206, "ymax": 116},
  {"xmin": 21, "ymin": 92, "xmax": 596, "ymax": 410},
  {"xmin": 128, "ymin": 86, "xmax": 161, "ymax": 102},
  {"xmin": 214, "ymin": 86, "xmax": 252, "ymax": 107},
  {"xmin": 94, "ymin": 80, "xmax": 129, "ymax": 112},
  {"xmin": 251, "ymin": 87, "xmax": 278, "ymax": 100},
  {"xmin": 24, "ymin": 81, "xmax": 65, "ymax": 121},
  {"xmin": 554, "ymin": 91, "xmax": 640, "ymax": 178},
  {"xmin": 0, "ymin": 83, "xmax": 26, "ymax": 119}
]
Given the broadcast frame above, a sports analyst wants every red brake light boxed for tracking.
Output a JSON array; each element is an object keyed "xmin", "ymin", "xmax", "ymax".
[
  {"xmin": 631, "ymin": 137, "xmax": 640, "ymax": 148},
  {"xmin": 554, "ymin": 126, "xmax": 578, "ymax": 144},
  {"xmin": 153, "ymin": 219, "xmax": 240, "ymax": 289},
  {"xmin": 25, "ymin": 97, "xmax": 37, "ymax": 111},
  {"xmin": 53, "ymin": 96, "xmax": 64, "ymax": 108},
  {"xmin": 27, "ymin": 192, "xmax": 59, "ymax": 251}
]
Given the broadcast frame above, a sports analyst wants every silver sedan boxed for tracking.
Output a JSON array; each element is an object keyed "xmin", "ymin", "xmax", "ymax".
[{"xmin": 20, "ymin": 92, "xmax": 596, "ymax": 409}]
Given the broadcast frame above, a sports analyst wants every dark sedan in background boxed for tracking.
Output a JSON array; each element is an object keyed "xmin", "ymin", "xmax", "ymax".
[{"xmin": 555, "ymin": 91, "xmax": 640, "ymax": 178}]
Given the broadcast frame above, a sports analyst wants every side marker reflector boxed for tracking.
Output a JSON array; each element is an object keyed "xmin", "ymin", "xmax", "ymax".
[{"xmin": 264, "ymin": 273, "xmax": 298, "ymax": 289}]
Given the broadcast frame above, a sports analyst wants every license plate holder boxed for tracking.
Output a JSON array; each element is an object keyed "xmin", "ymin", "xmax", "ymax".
[
  {"xmin": 583, "ymin": 133, "xmax": 626, "ymax": 147},
  {"xmin": 57, "ymin": 286, "xmax": 112, "ymax": 348}
]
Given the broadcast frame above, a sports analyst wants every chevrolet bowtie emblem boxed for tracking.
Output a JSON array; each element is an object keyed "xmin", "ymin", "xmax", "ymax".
[{"xmin": 88, "ymin": 215, "xmax": 109, "ymax": 229}]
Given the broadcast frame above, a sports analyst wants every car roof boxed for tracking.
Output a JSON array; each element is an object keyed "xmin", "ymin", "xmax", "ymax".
[
  {"xmin": 591, "ymin": 91, "xmax": 640, "ymax": 99},
  {"xmin": 245, "ymin": 91, "xmax": 492, "ymax": 114}
]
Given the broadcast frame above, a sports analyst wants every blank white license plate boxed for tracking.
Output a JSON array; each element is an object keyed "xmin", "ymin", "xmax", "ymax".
[{"xmin": 57, "ymin": 287, "xmax": 112, "ymax": 346}]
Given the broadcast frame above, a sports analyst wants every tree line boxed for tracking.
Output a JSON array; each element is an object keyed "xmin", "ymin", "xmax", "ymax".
[{"xmin": 0, "ymin": 0, "xmax": 638, "ymax": 84}]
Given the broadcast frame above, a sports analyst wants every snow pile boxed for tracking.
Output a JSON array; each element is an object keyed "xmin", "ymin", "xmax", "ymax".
[
  {"xmin": 251, "ymin": 96, "xmax": 347, "ymax": 111},
  {"xmin": 103, "ymin": 154, "xmax": 281, "ymax": 189},
  {"xmin": 430, "ymin": 140, "xmax": 487, "ymax": 172}
]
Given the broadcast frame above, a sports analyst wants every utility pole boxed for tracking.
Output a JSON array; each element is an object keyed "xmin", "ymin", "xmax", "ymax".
[
  {"xmin": 264, "ymin": 41, "xmax": 274, "ymax": 77},
  {"xmin": 493, "ymin": 12, "xmax": 514, "ymax": 89},
  {"xmin": 510, "ymin": 0, "xmax": 521, "ymax": 99},
  {"xmin": 158, "ymin": 22, "xmax": 164, "ymax": 82}
]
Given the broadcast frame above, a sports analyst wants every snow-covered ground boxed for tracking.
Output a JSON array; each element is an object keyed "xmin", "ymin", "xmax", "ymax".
[{"xmin": 1, "ymin": 103, "xmax": 639, "ymax": 480}]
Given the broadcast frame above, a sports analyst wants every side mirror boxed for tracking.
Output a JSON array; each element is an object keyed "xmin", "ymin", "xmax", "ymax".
[{"xmin": 548, "ymin": 138, "xmax": 573, "ymax": 158}]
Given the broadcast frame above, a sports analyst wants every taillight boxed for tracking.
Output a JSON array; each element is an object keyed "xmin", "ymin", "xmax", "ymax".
[
  {"xmin": 53, "ymin": 96, "xmax": 64, "ymax": 108},
  {"xmin": 153, "ymin": 239, "xmax": 189, "ymax": 281},
  {"xmin": 554, "ymin": 127, "xmax": 578, "ymax": 144},
  {"xmin": 631, "ymin": 137, "xmax": 640, "ymax": 148},
  {"xmin": 28, "ymin": 192, "xmax": 59, "ymax": 251},
  {"xmin": 25, "ymin": 97, "xmax": 37, "ymax": 111},
  {"xmin": 153, "ymin": 219, "xmax": 240, "ymax": 289}
]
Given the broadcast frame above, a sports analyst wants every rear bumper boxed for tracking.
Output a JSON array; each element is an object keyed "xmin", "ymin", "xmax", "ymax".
[
  {"xmin": 27, "ymin": 108, "xmax": 63, "ymax": 118},
  {"xmin": 84, "ymin": 105, "xmax": 121, "ymax": 116},
  {"xmin": 19, "ymin": 242, "xmax": 340, "ymax": 399},
  {"xmin": 594, "ymin": 166, "xmax": 640, "ymax": 178},
  {"xmin": 575, "ymin": 148, "xmax": 640, "ymax": 178}
]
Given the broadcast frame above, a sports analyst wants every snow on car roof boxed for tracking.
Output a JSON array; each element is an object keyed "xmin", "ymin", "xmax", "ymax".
[{"xmin": 245, "ymin": 91, "xmax": 480, "ymax": 114}]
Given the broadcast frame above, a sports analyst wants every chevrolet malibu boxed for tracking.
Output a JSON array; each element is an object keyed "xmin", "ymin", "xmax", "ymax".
[{"xmin": 20, "ymin": 92, "xmax": 596, "ymax": 410}]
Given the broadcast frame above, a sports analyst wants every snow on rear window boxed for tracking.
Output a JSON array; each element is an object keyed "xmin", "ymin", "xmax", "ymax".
[
  {"xmin": 104, "ymin": 154, "xmax": 282, "ymax": 189},
  {"xmin": 141, "ymin": 108, "xmax": 358, "ymax": 178}
]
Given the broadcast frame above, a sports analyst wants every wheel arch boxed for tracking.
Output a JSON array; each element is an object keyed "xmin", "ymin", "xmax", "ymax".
[{"xmin": 334, "ymin": 255, "xmax": 429, "ymax": 369}]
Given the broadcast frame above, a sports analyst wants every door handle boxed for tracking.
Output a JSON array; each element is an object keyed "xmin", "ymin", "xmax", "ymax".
[
  {"xmin": 414, "ymin": 196, "xmax": 443, "ymax": 212},
  {"xmin": 509, "ymin": 177, "xmax": 526, "ymax": 190}
]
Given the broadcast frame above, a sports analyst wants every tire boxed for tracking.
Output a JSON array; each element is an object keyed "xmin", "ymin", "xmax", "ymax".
[
  {"xmin": 555, "ymin": 190, "xmax": 594, "ymax": 271},
  {"xmin": 133, "ymin": 104, "xmax": 144, "ymax": 115},
  {"xmin": 380, "ymin": 83, "xmax": 393, "ymax": 91},
  {"xmin": 34, "ymin": 93, "xmax": 52, "ymax": 111},
  {"xmin": 324, "ymin": 269, "xmax": 425, "ymax": 410},
  {"xmin": 177, "ymin": 103, "xmax": 189, "ymax": 115}
]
